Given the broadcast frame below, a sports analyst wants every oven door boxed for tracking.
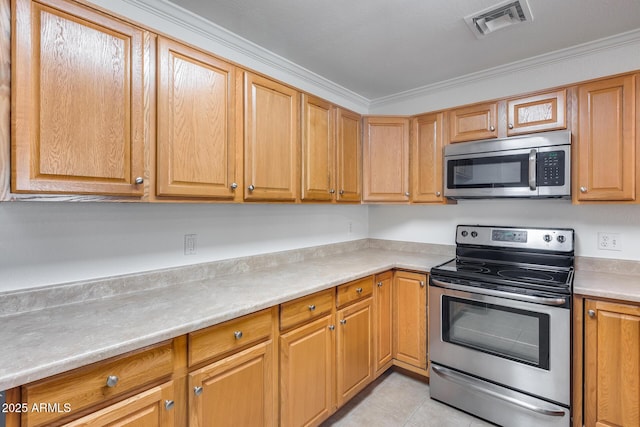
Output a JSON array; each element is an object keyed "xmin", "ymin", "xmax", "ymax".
[{"xmin": 429, "ymin": 280, "xmax": 570, "ymax": 406}]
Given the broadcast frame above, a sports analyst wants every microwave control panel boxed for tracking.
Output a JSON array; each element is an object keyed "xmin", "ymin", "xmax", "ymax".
[{"xmin": 537, "ymin": 151, "xmax": 565, "ymax": 186}]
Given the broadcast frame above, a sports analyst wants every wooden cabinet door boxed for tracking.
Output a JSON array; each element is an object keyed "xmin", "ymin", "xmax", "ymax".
[
  {"xmin": 243, "ymin": 72, "xmax": 299, "ymax": 201},
  {"xmin": 63, "ymin": 381, "xmax": 175, "ymax": 427},
  {"xmin": 336, "ymin": 298, "xmax": 373, "ymax": 407},
  {"xmin": 157, "ymin": 37, "xmax": 238, "ymax": 199},
  {"xmin": 577, "ymin": 74, "xmax": 637, "ymax": 201},
  {"xmin": 373, "ymin": 271, "xmax": 393, "ymax": 376},
  {"xmin": 507, "ymin": 89, "xmax": 566, "ymax": 136},
  {"xmin": 301, "ymin": 95, "xmax": 334, "ymax": 202},
  {"xmin": 584, "ymin": 299, "xmax": 640, "ymax": 427},
  {"xmin": 448, "ymin": 102, "xmax": 498, "ymax": 143},
  {"xmin": 280, "ymin": 315, "xmax": 335, "ymax": 427},
  {"xmin": 336, "ymin": 108, "xmax": 362, "ymax": 202},
  {"xmin": 411, "ymin": 112, "xmax": 445, "ymax": 203},
  {"xmin": 393, "ymin": 271, "xmax": 428, "ymax": 371},
  {"xmin": 12, "ymin": 0, "xmax": 147, "ymax": 196},
  {"xmin": 363, "ymin": 117, "xmax": 410, "ymax": 202}
]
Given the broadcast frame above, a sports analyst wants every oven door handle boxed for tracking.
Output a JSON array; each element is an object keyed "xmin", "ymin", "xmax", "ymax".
[
  {"xmin": 430, "ymin": 278, "xmax": 568, "ymax": 307},
  {"xmin": 432, "ymin": 365, "xmax": 566, "ymax": 417},
  {"xmin": 528, "ymin": 148, "xmax": 537, "ymax": 191}
]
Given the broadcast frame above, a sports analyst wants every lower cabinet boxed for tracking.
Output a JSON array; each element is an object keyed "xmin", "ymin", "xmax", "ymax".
[
  {"xmin": 393, "ymin": 271, "xmax": 428, "ymax": 373},
  {"xmin": 583, "ymin": 298, "xmax": 640, "ymax": 427},
  {"xmin": 373, "ymin": 271, "xmax": 393, "ymax": 376}
]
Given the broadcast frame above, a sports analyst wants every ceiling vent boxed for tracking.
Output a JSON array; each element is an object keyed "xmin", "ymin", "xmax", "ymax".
[{"xmin": 465, "ymin": 0, "xmax": 534, "ymax": 38}]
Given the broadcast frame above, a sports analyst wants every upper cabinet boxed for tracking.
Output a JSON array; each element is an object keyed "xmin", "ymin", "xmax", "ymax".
[
  {"xmin": 335, "ymin": 108, "xmax": 362, "ymax": 202},
  {"xmin": 156, "ymin": 37, "xmax": 240, "ymax": 200},
  {"xmin": 11, "ymin": 0, "xmax": 149, "ymax": 196},
  {"xmin": 448, "ymin": 101, "xmax": 498, "ymax": 143},
  {"xmin": 576, "ymin": 74, "xmax": 637, "ymax": 202},
  {"xmin": 243, "ymin": 72, "xmax": 300, "ymax": 202},
  {"xmin": 506, "ymin": 89, "xmax": 567, "ymax": 136},
  {"xmin": 411, "ymin": 112, "xmax": 446, "ymax": 203},
  {"xmin": 363, "ymin": 117, "xmax": 410, "ymax": 202},
  {"xmin": 156, "ymin": 37, "xmax": 242, "ymax": 200}
]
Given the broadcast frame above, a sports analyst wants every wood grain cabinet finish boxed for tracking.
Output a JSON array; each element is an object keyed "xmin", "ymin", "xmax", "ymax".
[
  {"xmin": 584, "ymin": 298, "xmax": 640, "ymax": 427},
  {"xmin": 393, "ymin": 271, "xmax": 428, "ymax": 372},
  {"xmin": 280, "ymin": 314, "xmax": 335, "ymax": 427},
  {"xmin": 577, "ymin": 74, "xmax": 637, "ymax": 202},
  {"xmin": 335, "ymin": 108, "xmax": 362, "ymax": 202},
  {"xmin": 11, "ymin": 0, "xmax": 148, "ymax": 196},
  {"xmin": 243, "ymin": 71, "xmax": 300, "ymax": 201},
  {"xmin": 280, "ymin": 289, "xmax": 334, "ymax": 331},
  {"xmin": 189, "ymin": 340, "xmax": 275, "ymax": 427},
  {"xmin": 156, "ymin": 37, "xmax": 239, "ymax": 200},
  {"xmin": 506, "ymin": 89, "xmax": 567, "ymax": 136},
  {"xmin": 336, "ymin": 275, "xmax": 373, "ymax": 308},
  {"xmin": 448, "ymin": 101, "xmax": 498, "ymax": 143},
  {"xmin": 336, "ymin": 297, "xmax": 373, "ymax": 407},
  {"xmin": 301, "ymin": 95, "xmax": 334, "ymax": 202},
  {"xmin": 363, "ymin": 117, "xmax": 410, "ymax": 202},
  {"xmin": 373, "ymin": 271, "xmax": 393, "ymax": 376},
  {"xmin": 411, "ymin": 112, "xmax": 445, "ymax": 203},
  {"xmin": 63, "ymin": 381, "xmax": 176, "ymax": 427}
]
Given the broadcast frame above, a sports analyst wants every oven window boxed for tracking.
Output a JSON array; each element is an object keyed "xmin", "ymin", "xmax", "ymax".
[
  {"xmin": 442, "ymin": 296, "xmax": 550, "ymax": 370},
  {"xmin": 447, "ymin": 154, "xmax": 528, "ymax": 188}
]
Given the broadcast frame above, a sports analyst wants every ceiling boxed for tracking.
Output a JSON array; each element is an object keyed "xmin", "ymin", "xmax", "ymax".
[{"xmin": 166, "ymin": 0, "xmax": 640, "ymax": 100}]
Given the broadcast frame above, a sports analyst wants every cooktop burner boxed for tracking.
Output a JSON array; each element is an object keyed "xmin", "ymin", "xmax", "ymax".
[{"xmin": 497, "ymin": 269, "xmax": 556, "ymax": 282}]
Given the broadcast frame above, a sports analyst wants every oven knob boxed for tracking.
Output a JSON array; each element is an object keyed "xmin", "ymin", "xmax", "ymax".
[
  {"xmin": 557, "ymin": 235, "xmax": 566, "ymax": 243},
  {"xmin": 543, "ymin": 234, "xmax": 552, "ymax": 242},
  {"xmin": 471, "ymin": 231, "xmax": 478, "ymax": 238},
  {"xmin": 461, "ymin": 230, "xmax": 468, "ymax": 237}
]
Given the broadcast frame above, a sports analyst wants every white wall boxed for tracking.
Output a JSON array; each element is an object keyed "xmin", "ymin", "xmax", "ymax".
[
  {"xmin": 0, "ymin": 203, "xmax": 368, "ymax": 292},
  {"xmin": 369, "ymin": 201, "xmax": 640, "ymax": 260}
]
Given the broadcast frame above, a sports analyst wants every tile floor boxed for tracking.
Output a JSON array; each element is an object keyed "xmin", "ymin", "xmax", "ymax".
[{"xmin": 321, "ymin": 370, "xmax": 495, "ymax": 427}]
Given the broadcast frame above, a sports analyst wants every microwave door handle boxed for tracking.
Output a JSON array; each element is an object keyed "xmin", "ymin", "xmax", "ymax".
[{"xmin": 528, "ymin": 149, "xmax": 537, "ymax": 191}]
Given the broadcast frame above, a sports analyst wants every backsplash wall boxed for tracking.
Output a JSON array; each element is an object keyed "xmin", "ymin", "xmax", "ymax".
[{"xmin": 369, "ymin": 200, "xmax": 640, "ymax": 261}]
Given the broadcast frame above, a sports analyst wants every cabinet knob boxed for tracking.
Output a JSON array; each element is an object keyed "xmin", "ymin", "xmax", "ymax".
[
  {"xmin": 106, "ymin": 375, "xmax": 119, "ymax": 388},
  {"xmin": 230, "ymin": 182, "xmax": 238, "ymax": 190},
  {"xmin": 329, "ymin": 325, "xmax": 335, "ymax": 331},
  {"xmin": 340, "ymin": 319, "xmax": 347, "ymax": 325},
  {"xmin": 308, "ymin": 304, "xmax": 316, "ymax": 311},
  {"xmin": 377, "ymin": 281, "xmax": 383, "ymax": 287},
  {"xmin": 356, "ymin": 287, "xmax": 363, "ymax": 294},
  {"xmin": 489, "ymin": 125, "xmax": 495, "ymax": 131},
  {"xmin": 508, "ymin": 123, "xmax": 514, "ymax": 129},
  {"xmin": 580, "ymin": 186, "xmax": 587, "ymax": 193},
  {"xmin": 194, "ymin": 386, "xmax": 203, "ymax": 396},
  {"xmin": 248, "ymin": 184, "xmax": 255, "ymax": 192},
  {"xmin": 588, "ymin": 309, "xmax": 596, "ymax": 318},
  {"xmin": 234, "ymin": 330, "xmax": 243, "ymax": 339},
  {"xmin": 405, "ymin": 192, "xmax": 410, "ymax": 197},
  {"xmin": 339, "ymin": 189, "xmax": 345, "ymax": 195},
  {"xmin": 420, "ymin": 281, "xmax": 425, "ymax": 287},
  {"xmin": 134, "ymin": 177, "xmax": 144, "ymax": 185},
  {"xmin": 164, "ymin": 400, "xmax": 175, "ymax": 410},
  {"xmin": 329, "ymin": 189, "xmax": 336, "ymax": 194},
  {"xmin": 435, "ymin": 191, "xmax": 441, "ymax": 197}
]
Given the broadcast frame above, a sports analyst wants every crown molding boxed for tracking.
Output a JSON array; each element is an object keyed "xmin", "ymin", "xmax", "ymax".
[
  {"xmin": 116, "ymin": 0, "xmax": 370, "ymax": 112},
  {"xmin": 370, "ymin": 28, "xmax": 640, "ymax": 111}
]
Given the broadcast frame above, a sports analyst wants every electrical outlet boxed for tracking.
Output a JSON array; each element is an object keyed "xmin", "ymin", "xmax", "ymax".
[
  {"xmin": 184, "ymin": 234, "xmax": 197, "ymax": 255},
  {"xmin": 597, "ymin": 232, "xmax": 621, "ymax": 251}
]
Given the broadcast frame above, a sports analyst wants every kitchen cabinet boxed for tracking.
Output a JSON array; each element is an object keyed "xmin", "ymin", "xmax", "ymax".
[
  {"xmin": 410, "ymin": 112, "xmax": 446, "ymax": 203},
  {"xmin": 576, "ymin": 74, "xmax": 638, "ymax": 202},
  {"xmin": 243, "ymin": 71, "xmax": 300, "ymax": 201},
  {"xmin": 393, "ymin": 271, "xmax": 428, "ymax": 374},
  {"xmin": 448, "ymin": 101, "xmax": 498, "ymax": 143},
  {"xmin": 506, "ymin": 89, "xmax": 567, "ymax": 136},
  {"xmin": 373, "ymin": 271, "xmax": 393, "ymax": 376},
  {"xmin": 362, "ymin": 117, "xmax": 410, "ymax": 202},
  {"xmin": 583, "ymin": 298, "xmax": 640, "ymax": 427},
  {"xmin": 11, "ymin": 0, "xmax": 149, "ymax": 196},
  {"xmin": 301, "ymin": 95, "xmax": 334, "ymax": 202},
  {"xmin": 187, "ymin": 308, "xmax": 277, "ymax": 427},
  {"xmin": 156, "ymin": 37, "xmax": 240, "ymax": 200},
  {"xmin": 335, "ymin": 108, "xmax": 362, "ymax": 202}
]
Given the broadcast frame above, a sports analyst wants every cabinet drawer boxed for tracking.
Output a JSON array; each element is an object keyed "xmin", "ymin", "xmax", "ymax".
[
  {"xmin": 22, "ymin": 340, "xmax": 174, "ymax": 427},
  {"xmin": 189, "ymin": 308, "xmax": 273, "ymax": 367},
  {"xmin": 280, "ymin": 289, "xmax": 334, "ymax": 330},
  {"xmin": 336, "ymin": 276, "xmax": 374, "ymax": 308}
]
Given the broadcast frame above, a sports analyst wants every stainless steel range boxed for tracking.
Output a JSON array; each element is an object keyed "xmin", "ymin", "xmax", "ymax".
[{"xmin": 429, "ymin": 225, "xmax": 574, "ymax": 427}]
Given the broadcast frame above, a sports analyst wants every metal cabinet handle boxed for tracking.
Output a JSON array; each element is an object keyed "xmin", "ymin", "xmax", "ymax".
[
  {"xmin": 194, "ymin": 386, "xmax": 203, "ymax": 396},
  {"xmin": 435, "ymin": 191, "xmax": 441, "ymax": 197},
  {"xmin": 489, "ymin": 125, "xmax": 495, "ymax": 131},
  {"xmin": 230, "ymin": 182, "xmax": 238, "ymax": 190},
  {"xmin": 164, "ymin": 400, "xmax": 175, "ymax": 410},
  {"xmin": 419, "ymin": 281, "xmax": 425, "ymax": 288},
  {"xmin": 234, "ymin": 331, "xmax": 243, "ymax": 339},
  {"xmin": 308, "ymin": 304, "xmax": 316, "ymax": 311},
  {"xmin": 404, "ymin": 192, "xmax": 410, "ymax": 197},
  {"xmin": 588, "ymin": 309, "xmax": 596, "ymax": 318},
  {"xmin": 377, "ymin": 281, "xmax": 383, "ymax": 287},
  {"xmin": 580, "ymin": 186, "xmax": 587, "ymax": 193},
  {"xmin": 356, "ymin": 287, "xmax": 363, "ymax": 294},
  {"xmin": 106, "ymin": 375, "xmax": 119, "ymax": 388},
  {"xmin": 134, "ymin": 177, "xmax": 144, "ymax": 185},
  {"xmin": 329, "ymin": 189, "xmax": 336, "ymax": 194},
  {"xmin": 328, "ymin": 325, "xmax": 335, "ymax": 331},
  {"xmin": 339, "ymin": 189, "xmax": 345, "ymax": 195},
  {"xmin": 508, "ymin": 123, "xmax": 514, "ymax": 129},
  {"xmin": 340, "ymin": 319, "xmax": 347, "ymax": 325},
  {"xmin": 248, "ymin": 184, "xmax": 255, "ymax": 191}
]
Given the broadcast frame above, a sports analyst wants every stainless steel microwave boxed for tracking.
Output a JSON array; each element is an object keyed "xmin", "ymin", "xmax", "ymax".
[{"xmin": 444, "ymin": 130, "xmax": 571, "ymax": 199}]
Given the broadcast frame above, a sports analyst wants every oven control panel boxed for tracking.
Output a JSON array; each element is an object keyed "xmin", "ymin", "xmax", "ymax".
[{"xmin": 457, "ymin": 225, "xmax": 574, "ymax": 252}]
